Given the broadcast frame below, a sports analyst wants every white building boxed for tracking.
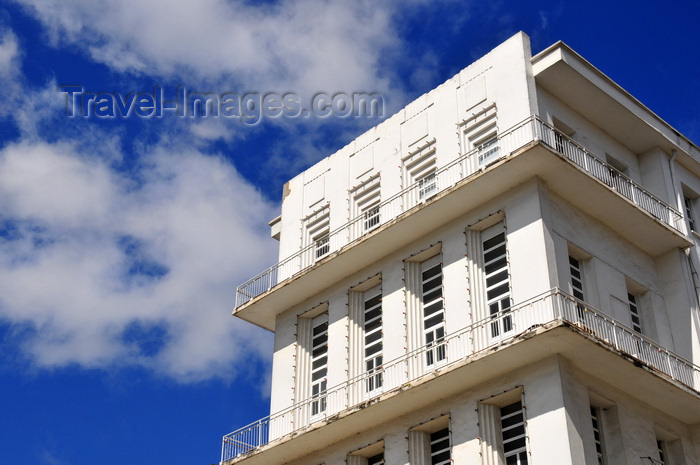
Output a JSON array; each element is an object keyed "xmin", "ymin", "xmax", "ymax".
[{"xmin": 222, "ymin": 32, "xmax": 700, "ymax": 465}]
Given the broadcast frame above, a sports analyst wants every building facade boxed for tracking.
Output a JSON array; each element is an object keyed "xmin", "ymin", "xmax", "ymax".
[{"xmin": 222, "ymin": 32, "xmax": 700, "ymax": 465}]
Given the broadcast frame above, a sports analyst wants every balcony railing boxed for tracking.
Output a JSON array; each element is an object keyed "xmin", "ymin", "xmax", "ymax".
[
  {"xmin": 235, "ymin": 116, "xmax": 684, "ymax": 308},
  {"xmin": 222, "ymin": 288, "xmax": 700, "ymax": 463}
]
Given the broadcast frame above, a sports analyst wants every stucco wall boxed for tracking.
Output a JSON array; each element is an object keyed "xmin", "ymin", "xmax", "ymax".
[{"xmin": 276, "ymin": 32, "xmax": 537, "ymax": 263}]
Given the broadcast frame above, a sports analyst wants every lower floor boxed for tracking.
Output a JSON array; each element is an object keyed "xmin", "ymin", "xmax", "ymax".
[
  {"xmin": 278, "ymin": 356, "xmax": 700, "ymax": 465},
  {"xmin": 232, "ymin": 347, "xmax": 700, "ymax": 465}
]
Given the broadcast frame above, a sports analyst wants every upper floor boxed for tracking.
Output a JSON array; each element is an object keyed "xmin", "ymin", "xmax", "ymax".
[{"xmin": 234, "ymin": 32, "xmax": 699, "ymax": 330}]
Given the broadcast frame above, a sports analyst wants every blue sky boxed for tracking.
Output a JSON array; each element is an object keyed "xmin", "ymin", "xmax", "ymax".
[{"xmin": 0, "ymin": 1, "xmax": 698, "ymax": 464}]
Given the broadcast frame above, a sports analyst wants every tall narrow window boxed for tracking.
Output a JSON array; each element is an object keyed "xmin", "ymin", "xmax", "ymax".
[
  {"xmin": 364, "ymin": 205, "xmax": 380, "ymax": 230},
  {"xmin": 590, "ymin": 406, "xmax": 605, "ymax": 465},
  {"xmin": 684, "ymin": 196, "xmax": 695, "ymax": 232},
  {"xmin": 421, "ymin": 255, "xmax": 445, "ymax": 366},
  {"xmin": 628, "ymin": 292, "xmax": 642, "ymax": 333},
  {"xmin": 364, "ymin": 285, "xmax": 383, "ymax": 394},
  {"xmin": 555, "ymin": 131, "xmax": 565, "ymax": 153},
  {"xmin": 315, "ymin": 235, "xmax": 329, "ymax": 258},
  {"xmin": 367, "ymin": 453, "xmax": 385, "ymax": 465},
  {"xmin": 310, "ymin": 314, "xmax": 328, "ymax": 417},
  {"xmin": 352, "ymin": 178, "xmax": 381, "ymax": 236},
  {"xmin": 418, "ymin": 172, "xmax": 437, "ymax": 200},
  {"xmin": 552, "ymin": 118, "xmax": 575, "ymax": 156},
  {"xmin": 484, "ymin": 228, "xmax": 511, "ymax": 338},
  {"xmin": 569, "ymin": 255, "xmax": 586, "ymax": 319},
  {"xmin": 403, "ymin": 140, "xmax": 437, "ymax": 206},
  {"xmin": 306, "ymin": 209, "xmax": 330, "ymax": 261},
  {"xmin": 429, "ymin": 428, "xmax": 452, "ymax": 465},
  {"xmin": 569, "ymin": 256, "xmax": 584, "ymax": 300},
  {"xmin": 501, "ymin": 401, "xmax": 528, "ymax": 465},
  {"xmin": 408, "ymin": 416, "xmax": 451, "ymax": 465},
  {"xmin": 461, "ymin": 104, "xmax": 498, "ymax": 167},
  {"xmin": 477, "ymin": 137, "xmax": 500, "ymax": 166},
  {"xmin": 656, "ymin": 440, "xmax": 667, "ymax": 465}
]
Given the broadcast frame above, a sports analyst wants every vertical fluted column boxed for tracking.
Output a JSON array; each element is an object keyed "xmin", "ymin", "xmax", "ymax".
[
  {"xmin": 408, "ymin": 430, "xmax": 431, "ymax": 465},
  {"xmin": 294, "ymin": 317, "xmax": 312, "ymax": 428},
  {"xmin": 478, "ymin": 403, "xmax": 504, "ymax": 465},
  {"xmin": 347, "ymin": 291, "xmax": 364, "ymax": 406},
  {"xmin": 465, "ymin": 229, "xmax": 486, "ymax": 351},
  {"xmin": 404, "ymin": 260, "xmax": 423, "ymax": 380}
]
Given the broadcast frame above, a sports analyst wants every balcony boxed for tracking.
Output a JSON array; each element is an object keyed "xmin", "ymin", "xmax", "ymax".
[
  {"xmin": 234, "ymin": 116, "xmax": 689, "ymax": 330},
  {"xmin": 221, "ymin": 288, "xmax": 700, "ymax": 464}
]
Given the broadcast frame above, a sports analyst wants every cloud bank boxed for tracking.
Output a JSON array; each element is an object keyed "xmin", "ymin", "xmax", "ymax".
[
  {"xmin": 0, "ymin": 0, "xmax": 435, "ymax": 381},
  {"xmin": 0, "ymin": 138, "xmax": 277, "ymax": 380},
  {"xmin": 16, "ymin": 0, "xmax": 399, "ymax": 96}
]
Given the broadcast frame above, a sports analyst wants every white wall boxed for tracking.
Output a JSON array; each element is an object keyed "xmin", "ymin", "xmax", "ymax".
[
  {"xmin": 269, "ymin": 181, "xmax": 555, "ymax": 416},
  {"xmin": 276, "ymin": 32, "xmax": 538, "ymax": 262}
]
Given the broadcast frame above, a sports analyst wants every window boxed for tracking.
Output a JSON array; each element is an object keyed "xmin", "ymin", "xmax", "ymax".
[
  {"xmin": 606, "ymin": 154, "xmax": 629, "ymax": 176},
  {"xmin": 501, "ymin": 401, "xmax": 528, "ymax": 465},
  {"xmin": 466, "ymin": 217, "xmax": 512, "ymax": 342},
  {"xmin": 351, "ymin": 177, "xmax": 381, "ymax": 237},
  {"xmin": 421, "ymin": 255, "xmax": 445, "ymax": 366},
  {"xmin": 569, "ymin": 256, "xmax": 585, "ymax": 301},
  {"xmin": 294, "ymin": 305, "xmax": 330, "ymax": 427},
  {"xmin": 684, "ymin": 196, "xmax": 695, "ymax": 232},
  {"xmin": 348, "ymin": 441, "xmax": 385, "ymax": 465},
  {"xmin": 657, "ymin": 440, "xmax": 667, "ymax": 465},
  {"xmin": 310, "ymin": 314, "xmax": 328, "ymax": 417},
  {"xmin": 569, "ymin": 255, "xmax": 587, "ymax": 319},
  {"xmin": 364, "ymin": 285, "xmax": 383, "ymax": 394},
  {"xmin": 460, "ymin": 104, "xmax": 498, "ymax": 167},
  {"xmin": 403, "ymin": 139, "xmax": 437, "ymax": 206},
  {"xmin": 590, "ymin": 406, "xmax": 605, "ymax": 465},
  {"xmin": 555, "ymin": 131, "xmax": 566, "ymax": 153},
  {"xmin": 604, "ymin": 154, "xmax": 635, "ymax": 199},
  {"xmin": 418, "ymin": 172, "xmax": 437, "ymax": 200},
  {"xmin": 478, "ymin": 390, "xmax": 529, "ymax": 465},
  {"xmin": 429, "ymin": 428, "xmax": 451, "ymax": 465},
  {"xmin": 364, "ymin": 206, "xmax": 380, "ymax": 230},
  {"xmin": 653, "ymin": 432, "xmax": 687, "ymax": 465},
  {"xmin": 305, "ymin": 209, "xmax": 330, "ymax": 262},
  {"xmin": 315, "ymin": 235, "xmax": 329, "ymax": 258},
  {"xmin": 477, "ymin": 137, "xmax": 500, "ymax": 166},
  {"xmin": 552, "ymin": 117, "xmax": 575, "ymax": 155},
  {"xmin": 628, "ymin": 292, "xmax": 642, "ymax": 333},
  {"xmin": 408, "ymin": 416, "xmax": 451, "ymax": 465},
  {"xmin": 483, "ymin": 227, "xmax": 511, "ymax": 338},
  {"xmin": 348, "ymin": 276, "xmax": 383, "ymax": 404}
]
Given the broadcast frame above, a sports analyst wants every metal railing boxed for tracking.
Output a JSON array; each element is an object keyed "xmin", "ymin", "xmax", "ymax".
[
  {"xmin": 235, "ymin": 116, "xmax": 684, "ymax": 308},
  {"xmin": 221, "ymin": 289, "xmax": 700, "ymax": 462}
]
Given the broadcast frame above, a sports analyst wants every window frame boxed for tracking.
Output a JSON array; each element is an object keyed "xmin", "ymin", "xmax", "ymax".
[
  {"xmin": 409, "ymin": 415, "xmax": 452, "ymax": 465},
  {"xmin": 420, "ymin": 254, "xmax": 446, "ymax": 367},
  {"xmin": 482, "ymin": 225, "xmax": 512, "ymax": 339},
  {"xmin": 590, "ymin": 405, "xmax": 606, "ymax": 465},
  {"xmin": 501, "ymin": 400, "xmax": 529, "ymax": 465},
  {"xmin": 363, "ymin": 284, "xmax": 383, "ymax": 395},
  {"xmin": 310, "ymin": 313, "xmax": 329, "ymax": 418}
]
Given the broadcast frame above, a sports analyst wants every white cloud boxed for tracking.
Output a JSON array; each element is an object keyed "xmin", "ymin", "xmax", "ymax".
[
  {"xmin": 16, "ymin": 0, "xmax": 400, "ymax": 97},
  {"xmin": 0, "ymin": 138, "xmax": 278, "ymax": 381},
  {"xmin": 0, "ymin": 28, "xmax": 23, "ymax": 118},
  {"xmin": 0, "ymin": 28, "xmax": 19, "ymax": 75},
  {"xmin": 0, "ymin": 0, "xmax": 459, "ymax": 382}
]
